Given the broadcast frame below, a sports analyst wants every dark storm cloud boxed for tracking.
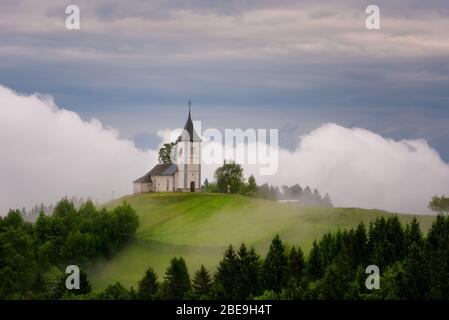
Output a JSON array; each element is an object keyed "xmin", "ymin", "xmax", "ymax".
[{"xmin": 0, "ymin": 0, "xmax": 448, "ymax": 158}]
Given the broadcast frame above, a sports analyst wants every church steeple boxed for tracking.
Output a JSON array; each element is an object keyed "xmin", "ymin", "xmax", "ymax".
[{"xmin": 177, "ymin": 100, "xmax": 201, "ymax": 142}]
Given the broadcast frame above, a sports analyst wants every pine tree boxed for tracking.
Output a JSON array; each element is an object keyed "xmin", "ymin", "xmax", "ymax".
[
  {"xmin": 101, "ymin": 282, "xmax": 130, "ymax": 300},
  {"xmin": 137, "ymin": 266, "xmax": 158, "ymax": 300},
  {"xmin": 307, "ymin": 240, "xmax": 323, "ymax": 281},
  {"xmin": 288, "ymin": 246, "xmax": 305, "ymax": 282},
  {"xmin": 263, "ymin": 235, "xmax": 288, "ymax": 292},
  {"xmin": 386, "ymin": 216, "xmax": 406, "ymax": 264},
  {"xmin": 163, "ymin": 257, "xmax": 191, "ymax": 300},
  {"xmin": 236, "ymin": 243, "xmax": 262, "ymax": 299},
  {"xmin": 401, "ymin": 243, "xmax": 429, "ymax": 299},
  {"xmin": 351, "ymin": 222, "xmax": 368, "ymax": 268},
  {"xmin": 322, "ymin": 193, "xmax": 333, "ymax": 207},
  {"xmin": 404, "ymin": 217, "xmax": 424, "ymax": 249},
  {"xmin": 214, "ymin": 245, "xmax": 238, "ymax": 299},
  {"xmin": 247, "ymin": 175, "xmax": 257, "ymax": 194},
  {"xmin": 203, "ymin": 179, "xmax": 210, "ymax": 192},
  {"xmin": 316, "ymin": 256, "xmax": 354, "ymax": 300},
  {"xmin": 192, "ymin": 265, "xmax": 212, "ymax": 299},
  {"xmin": 426, "ymin": 215, "xmax": 449, "ymax": 299}
]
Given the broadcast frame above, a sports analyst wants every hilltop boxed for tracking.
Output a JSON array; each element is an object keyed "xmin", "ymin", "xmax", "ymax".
[{"xmin": 88, "ymin": 193, "xmax": 435, "ymax": 289}]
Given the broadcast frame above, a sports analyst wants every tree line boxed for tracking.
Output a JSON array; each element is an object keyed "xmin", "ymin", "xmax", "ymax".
[
  {"xmin": 0, "ymin": 198, "xmax": 139, "ymax": 299},
  {"xmin": 19, "ymin": 196, "xmax": 89, "ymax": 222},
  {"xmin": 203, "ymin": 161, "xmax": 332, "ymax": 207},
  {"xmin": 72, "ymin": 214, "xmax": 449, "ymax": 300}
]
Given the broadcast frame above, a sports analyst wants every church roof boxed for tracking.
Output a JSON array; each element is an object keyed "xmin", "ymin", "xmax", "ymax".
[
  {"xmin": 149, "ymin": 163, "xmax": 178, "ymax": 176},
  {"xmin": 133, "ymin": 171, "xmax": 152, "ymax": 183},
  {"xmin": 177, "ymin": 102, "xmax": 201, "ymax": 143},
  {"xmin": 133, "ymin": 163, "xmax": 178, "ymax": 183}
]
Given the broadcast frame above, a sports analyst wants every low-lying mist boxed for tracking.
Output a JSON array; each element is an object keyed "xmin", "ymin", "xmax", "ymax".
[{"xmin": 1, "ymin": 84, "xmax": 448, "ymax": 215}]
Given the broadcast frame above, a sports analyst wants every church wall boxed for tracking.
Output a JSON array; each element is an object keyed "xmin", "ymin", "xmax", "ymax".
[
  {"xmin": 133, "ymin": 182, "xmax": 153, "ymax": 194},
  {"xmin": 152, "ymin": 175, "xmax": 175, "ymax": 192}
]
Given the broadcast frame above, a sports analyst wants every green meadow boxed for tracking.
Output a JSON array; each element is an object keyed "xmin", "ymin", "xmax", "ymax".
[{"xmin": 88, "ymin": 192, "xmax": 435, "ymax": 289}]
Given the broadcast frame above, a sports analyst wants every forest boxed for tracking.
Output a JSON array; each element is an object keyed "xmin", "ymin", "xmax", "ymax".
[{"xmin": 1, "ymin": 197, "xmax": 449, "ymax": 300}]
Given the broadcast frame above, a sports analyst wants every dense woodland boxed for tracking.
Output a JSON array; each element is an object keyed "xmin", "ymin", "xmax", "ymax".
[
  {"xmin": 0, "ymin": 199, "xmax": 138, "ymax": 299},
  {"xmin": 78, "ymin": 214, "xmax": 448, "ymax": 300},
  {"xmin": 2, "ymin": 196, "xmax": 449, "ymax": 300}
]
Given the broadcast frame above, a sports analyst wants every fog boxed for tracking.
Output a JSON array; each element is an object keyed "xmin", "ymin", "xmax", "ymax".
[
  {"xmin": 0, "ymin": 85, "xmax": 157, "ymax": 214},
  {"xmin": 1, "ymin": 84, "xmax": 448, "ymax": 215}
]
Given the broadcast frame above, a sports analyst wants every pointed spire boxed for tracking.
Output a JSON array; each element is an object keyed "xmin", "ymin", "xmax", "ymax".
[{"xmin": 177, "ymin": 99, "xmax": 201, "ymax": 143}]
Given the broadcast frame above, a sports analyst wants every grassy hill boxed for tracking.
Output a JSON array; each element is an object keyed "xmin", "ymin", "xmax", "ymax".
[{"xmin": 88, "ymin": 192, "xmax": 435, "ymax": 289}]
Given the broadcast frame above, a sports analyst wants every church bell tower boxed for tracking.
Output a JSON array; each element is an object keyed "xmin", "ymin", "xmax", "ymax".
[{"xmin": 175, "ymin": 100, "xmax": 202, "ymax": 192}]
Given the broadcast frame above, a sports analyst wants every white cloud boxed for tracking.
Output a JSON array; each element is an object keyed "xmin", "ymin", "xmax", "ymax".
[
  {"xmin": 1, "ymin": 84, "xmax": 448, "ymax": 215},
  {"xmin": 0, "ymin": 85, "xmax": 157, "ymax": 214},
  {"xmin": 252, "ymin": 124, "xmax": 449, "ymax": 214},
  {"xmin": 198, "ymin": 122, "xmax": 449, "ymax": 215}
]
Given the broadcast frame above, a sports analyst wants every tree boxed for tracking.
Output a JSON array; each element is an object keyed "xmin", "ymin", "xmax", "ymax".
[
  {"xmin": 192, "ymin": 265, "xmax": 212, "ymax": 299},
  {"xmin": 368, "ymin": 216, "xmax": 405, "ymax": 270},
  {"xmin": 100, "ymin": 282, "xmax": 131, "ymax": 300},
  {"xmin": 203, "ymin": 179, "xmax": 210, "ymax": 192},
  {"xmin": 162, "ymin": 257, "xmax": 191, "ymax": 299},
  {"xmin": 428, "ymin": 195, "xmax": 449, "ymax": 215},
  {"xmin": 56, "ymin": 268, "xmax": 92, "ymax": 298},
  {"xmin": 307, "ymin": 240, "xmax": 324, "ymax": 281},
  {"xmin": 426, "ymin": 215, "xmax": 449, "ymax": 298},
  {"xmin": 312, "ymin": 189, "xmax": 322, "ymax": 204},
  {"xmin": 400, "ymin": 243, "xmax": 429, "ymax": 299},
  {"xmin": 137, "ymin": 266, "xmax": 158, "ymax": 300},
  {"xmin": 214, "ymin": 161, "xmax": 244, "ymax": 193},
  {"xmin": 316, "ymin": 256, "xmax": 355, "ymax": 300},
  {"xmin": 322, "ymin": 193, "xmax": 333, "ymax": 207},
  {"xmin": 236, "ymin": 244, "xmax": 262, "ymax": 299},
  {"xmin": 0, "ymin": 227, "xmax": 37, "ymax": 299},
  {"xmin": 158, "ymin": 142, "xmax": 175, "ymax": 164},
  {"xmin": 288, "ymin": 246, "xmax": 305, "ymax": 283},
  {"xmin": 263, "ymin": 235, "xmax": 288, "ymax": 292},
  {"xmin": 404, "ymin": 217, "xmax": 424, "ymax": 249},
  {"xmin": 247, "ymin": 175, "xmax": 258, "ymax": 194},
  {"xmin": 350, "ymin": 222, "xmax": 368, "ymax": 269},
  {"xmin": 214, "ymin": 245, "xmax": 238, "ymax": 299}
]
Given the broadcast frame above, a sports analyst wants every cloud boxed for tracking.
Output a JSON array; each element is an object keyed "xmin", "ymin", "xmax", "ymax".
[
  {"xmin": 255, "ymin": 124, "xmax": 449, "ymax": 214},
  {"xmin": 1, "ymin": 84, "xmax": 448, "ymax": 215},
  {"xmin": 0, "ymin": 84, "xmax": 157, "ymax": 214}
]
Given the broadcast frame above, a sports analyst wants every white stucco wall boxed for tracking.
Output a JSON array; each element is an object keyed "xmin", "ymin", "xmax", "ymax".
[
  {"xmin": 133, "ymin": 182, "xmax": 152, "ymax": 194},
  {"xmin": 152, "ymin": 175, "xmax": 175, "ymax": 192}
]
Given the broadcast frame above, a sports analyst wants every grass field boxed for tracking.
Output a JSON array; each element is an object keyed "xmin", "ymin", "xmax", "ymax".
[{"xmin": 88, "ymin": 192, "xmax": 436, "ymax": 289}]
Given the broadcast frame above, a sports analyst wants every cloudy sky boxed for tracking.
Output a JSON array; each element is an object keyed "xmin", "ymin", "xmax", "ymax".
[{"xmin": 1, "ymin": 0, "xmax": 449, "ymax": 214}]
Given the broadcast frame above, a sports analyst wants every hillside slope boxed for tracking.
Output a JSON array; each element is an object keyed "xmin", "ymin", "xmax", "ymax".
[{"xmin": 88, "ymin": 193, "xmax": 435, "ymax": 289}]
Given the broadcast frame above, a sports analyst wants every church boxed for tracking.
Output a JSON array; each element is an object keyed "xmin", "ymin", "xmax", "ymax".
[{"xmin": 133, "ymin": 104, "xmax": 202, "ymax": 193}]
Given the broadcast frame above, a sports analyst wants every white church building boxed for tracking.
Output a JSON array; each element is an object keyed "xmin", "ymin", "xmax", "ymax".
[{"xmin": 133, "ymin": 105, "xmax": 202, "ymax": 193}]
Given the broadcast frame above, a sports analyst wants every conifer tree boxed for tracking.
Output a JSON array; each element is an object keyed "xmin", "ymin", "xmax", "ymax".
[
  {"xmin": 192, "ymin": 265, "xmax": 212, "ymax": 299},
  {"xmin": 307, "ymin": 240, "xmax": 324, "ymax": 281},
  {"xmin": 351, "ymin": 222, "xmax": 368, "ymax": 268},
  {"xmin": 401, "ymin": 243, "xmax": 429, "ymax": 299},
  {"xmin": 163, "ymin": 257, "xmax": 191, "ymax": 300},
  {"xmin": 288, "ymin": 246, "xmax": 305, "ymax": 282},
  {"xmin": 137, "ymin": 266, "xmax": 158, "ymax": 300},
  {"xmin": 263, "ymin": 235, "xmax": 288, "ymax": 292},
  {"xmin": 404, "ymin": 217, "xmax": 424, "ymax": 249},
  {"xmin": 236, "ymin": 243, "xmax": 262, "ymax": 299},
  {"xmin": 214, "ymin": 245, "xmax": 238, "ymax": 299}
]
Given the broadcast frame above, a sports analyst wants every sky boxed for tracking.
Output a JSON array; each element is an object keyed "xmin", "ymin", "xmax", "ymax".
[{"xmin": 1, "ymin": 0, "xmax": 449, "ymax": 214}]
